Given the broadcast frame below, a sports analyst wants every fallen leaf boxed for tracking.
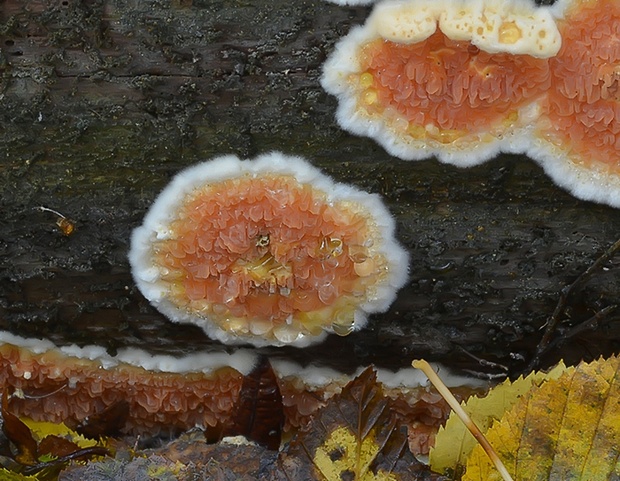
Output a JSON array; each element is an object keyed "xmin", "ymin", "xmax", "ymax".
[
  {"xmin": 462, "ymin": 356, "xmax": 620, "ymax": 481},
  {"xmin": 1, "ymin": 389, "xmax": 110, "ymax": 479},
  {"xmin": 0, "ymin": 468, "xmax": 39, "ymax": 480},
  {"xmin": 68, "ymin": 401, "xmax": 129, "ymax": 439},
  {"xmin": 222, "ymin": 357, "xmax": 284, "ymax": 450},
  {"xmin": 2, "ymin": 389, "xmax": 38, "ymax": 465},
  {"xmin": 277, "ymin": 367, "xmax": 444, "ymax": 481},
  {"xmin": 430, "ymin": 362, "xmax": 568, "ymax": 477}
]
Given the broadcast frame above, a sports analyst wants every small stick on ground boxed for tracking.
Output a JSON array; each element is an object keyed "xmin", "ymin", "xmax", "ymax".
[{"xmin": 413, "ymin": 359, "xmax": 514, "ymax": 481}]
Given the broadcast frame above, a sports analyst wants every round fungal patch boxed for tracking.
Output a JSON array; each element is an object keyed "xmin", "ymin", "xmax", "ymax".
[
  {"xmin": 129, "ymin": 153, "xmax": 409, "ymax": 347},
  {"xmin": 321, "ymin": 0, "xmax": 556, "ymax": 166},
  {"xmin": 323, "ymin": 0, "xmax": 620, "ymax": 208}
]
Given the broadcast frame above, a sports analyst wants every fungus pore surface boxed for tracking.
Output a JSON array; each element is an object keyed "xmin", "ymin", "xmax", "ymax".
[
  {"xmin": 321, "ymin": 0, "xmax": 559, "ymax": 165},
  {"xmin": 323, "ymin": 0, "xmax": 620, "ymax": 207},
  {"xmin": 130, "ymin": 153, "xmax": 408, "ymax": 347},
  {"xmin": 359, "ymin": 32, "xmax": 550, "ymax": 143},
  {"xmin": 531, "ymin": 0, "xmax": 620, "ymax": 205},
  {"xmin": 0, "ymin": 333, "xmax": 482, "ymax": 453}
]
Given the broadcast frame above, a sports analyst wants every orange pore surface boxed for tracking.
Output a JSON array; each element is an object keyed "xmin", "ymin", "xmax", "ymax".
[
  {"xmin": 543, "ymin": 0, "xmax": 620, "ymax": 170},
  {"xmin": 153, "ymin": 174, "xmax": 378, "ymax": 334},
  {"xmin": 359, "ymin": 32, "xmax": 550, "ymax": 134},
  {"xmin": 0, "ymin": 343, "xmax": 243, "ymax": 433}
]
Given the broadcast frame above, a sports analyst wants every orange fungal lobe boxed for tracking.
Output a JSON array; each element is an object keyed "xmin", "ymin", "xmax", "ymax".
[
  {"xmin": 359, "ymin": 33, "xmax": 550, "ymax": 136},
  {"xmin": 321, "ymin": 0, "xmax": 560, "ymax": 165},
  {"xmin": 129, "ymin": 153, "xmax": 409, "ymax": 347},
  {"xmin": 531, "ymin": 0, "xmax": 620, "ymax": 203},
  {"xmin": 323, "ymin": 0, "xmax": 620, "ymax": 207}
]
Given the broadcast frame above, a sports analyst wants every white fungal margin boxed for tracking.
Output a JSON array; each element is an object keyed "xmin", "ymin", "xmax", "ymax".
[
  {"xmin": 528, "ymin": 138, "xmax": 620, "ymax": 209},
  {"xmin": 0, "ymin": 332, "xmax": 486, "ymax": 393},
  {"xmin": 0, "ymin": 331, "xmax": 258, "ymax": 375},
  {"xmin": 270, "ymin": 359, "xmax": 487, "ymax": 389},
  {"xmin": 130, "ymin": 152, "xmax": 410, "ymax": 347}
]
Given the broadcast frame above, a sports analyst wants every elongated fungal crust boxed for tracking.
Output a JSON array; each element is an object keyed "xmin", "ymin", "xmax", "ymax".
[
  {"xmin": 531, "ymin": 0, "xmax": 620, "ymax": 207},
  {"xmin": 321, "ymin": 0, "xmax": 557, "ymax": 166},
  {"xmin": 0, "ymin": 333, "xmax": 250, "ymax": 433},
  {"xmin": 130, "ymin": 153, "xmax": 409, "ymax": 347},
  {"xmin": 0, "ymin": 333, "xmax": 481, "ymax": 453}
]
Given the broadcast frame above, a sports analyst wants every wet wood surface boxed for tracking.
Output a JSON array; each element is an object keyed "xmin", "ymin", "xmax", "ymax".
[{"xmin": 1, "ymin": 0, "xmax": 619, "ymax": 378}]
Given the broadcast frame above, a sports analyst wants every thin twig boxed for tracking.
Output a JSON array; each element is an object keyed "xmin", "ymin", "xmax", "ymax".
[
  {"xmin": 545, "ymin": 305, "xmax": 618, "ymax": 352},
  {"xmin": 413, "ymin": 360, "xmax": 514, "ymax": 481},
  {"xmin": 528, "ymin": 238, "xmax": 620, "ymax": 371},
  {"xmin": 35, "ymin": 206, "xmax": 67, "ymax": 219},
  {"xmin": 457, "ymin": 346, "xmax": 509, "ymax": 373}
]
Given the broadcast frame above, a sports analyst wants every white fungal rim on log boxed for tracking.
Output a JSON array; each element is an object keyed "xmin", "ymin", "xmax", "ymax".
[
  {"xmin": 322, "ymin": 0, "xmax": 620, "ymax": 209},
  {"xmin": 0, "ymin": 331, "xmax": 484, "ymax": 390},
  {"xmin": 129, "ymin": 152, "xmax": 410, "ymax": 347}
]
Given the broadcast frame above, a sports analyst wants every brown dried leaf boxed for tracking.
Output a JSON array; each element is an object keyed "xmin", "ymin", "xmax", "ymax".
[
  {"xmin": 278, "ymin": 367, "xmax": 444, "ymax": 481},
  {"xmin": 69, "ymin": 400, "xmax": 129, "ymax": 439},
  {"xmin": 222, "ymin": 357, "xmax": 284, "ymax": 450},
  {"xmin": 1, "ymin": 390, "xmax": 38, "ymax": 465},
  {"xmin": 37, "ymin": 435, "xmax": 81, "ymax": 458}
]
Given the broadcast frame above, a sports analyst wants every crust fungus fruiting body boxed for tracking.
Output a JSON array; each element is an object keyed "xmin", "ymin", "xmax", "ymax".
[
  {"xmin": 0, "ymin": 333, "xmax": 253, "ymax": 433},
  {"xmin": 531, "ymin": 0, "xmax": 620, "ymax": 206},
  {"xmin": 321, "ymin": 0, "xmax": 560, "ymax": 165},
  {"xmin": 130, "ymin": 153, "xmax": 409, "ymax": 347},
  {"xmin": 0, "ymin": 333, "xmax": 482, "ymax": 453},
  {"xmin": 324, "ymin": 0, "xmax": 620, "ymax": 207}
]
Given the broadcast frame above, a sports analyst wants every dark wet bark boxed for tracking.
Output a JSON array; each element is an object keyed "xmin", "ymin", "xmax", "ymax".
[{"xmin": 1, "ymin": 0, "xmax": 619, "ymax": 379}]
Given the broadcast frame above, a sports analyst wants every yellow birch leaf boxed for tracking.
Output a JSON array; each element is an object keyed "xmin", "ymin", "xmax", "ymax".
[
  {"xmin": 313, "ymin": 426, "xmax": 398, "ymax": 481},
  {"xmin": 462, "ymin": 356, "xmax": 620, "ymax": 481},
  {"xmin": 0, "ymin": 469, "xmax": 40, "ymax": 481},
  {"xmin": 430, "ymin": 361, "xmax": 569, "ymax": 476}
]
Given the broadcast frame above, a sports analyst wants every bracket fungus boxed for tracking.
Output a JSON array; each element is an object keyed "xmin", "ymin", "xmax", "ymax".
[
  {"xmin": 323, "ymin": 0, "xmax": 620, "ymax": 207},
  {"xmin": 129, "ymin": 153, "xmax": 409, "ymax": 347},
  {"xmin": 321, "ymin": 0, "xmax": 560, "ymax": 165},
  {"xmin": 531, "ymin": 0, "xmax": 620, "ymax": 207},
  {"xmin": 0, "ymin": 332, "xmax": 481, "ymax": 452}
]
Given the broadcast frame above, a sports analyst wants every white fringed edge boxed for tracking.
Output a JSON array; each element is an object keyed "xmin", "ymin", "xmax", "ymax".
[
  {"xmin": 129, "ymin": 152, "xmax": 410, "ymax": 348},
  {"xmin": 0, "ymin": 331, "xmax": 485, "ymax": 390}
]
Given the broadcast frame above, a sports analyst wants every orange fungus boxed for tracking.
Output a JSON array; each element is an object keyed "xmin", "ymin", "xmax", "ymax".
[
  {"xmin": 129, "ymin": 153, "xmax": 409, "ymax": 347},
  {"xmin": 321, "ymin": 0, "xmax": 560, "ymax": 165},
  {"xmin": 360, "ymin": 33, "xmax": 550, "ymax": 139},
  {"xmin": 531, "ymin": 0, "xmax": 620, "ymax": 205},
  {"xmin": 323, "ymin": 0, "xmax": 620, "ymax": 207}
]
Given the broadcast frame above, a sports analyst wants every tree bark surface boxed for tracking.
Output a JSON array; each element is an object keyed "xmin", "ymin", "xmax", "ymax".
[{"xmin": 1, "ymin": 0, "xmax": 619, "ymax": 378}]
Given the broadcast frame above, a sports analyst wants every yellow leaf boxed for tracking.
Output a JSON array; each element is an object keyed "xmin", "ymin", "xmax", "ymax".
[
  {"xmin": 21, "ymin": 417, "xmax": 99, "ymax": 450},
  {"xmin": 313, "ymin": 426, "xmax": 398, "ymax": 481},
  {"xmin": 430, "ymin": 361, "xmax": 569, "ymax": 476},
  {"xmin": 279, "ymin": 367, "xmax": 436, "ymax": 480},
  {"xmin": 0, "ymin": 468, "xmax": 40, "ymax": 481},
  {"xmin": 462, "ymin": 356, "xmax": 620, "ymax": 481}
]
